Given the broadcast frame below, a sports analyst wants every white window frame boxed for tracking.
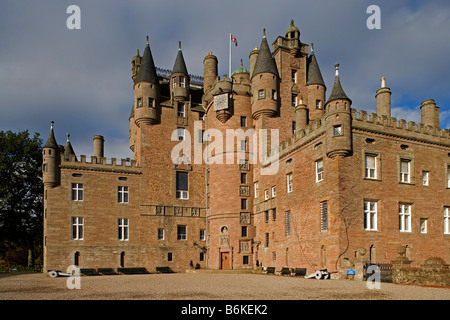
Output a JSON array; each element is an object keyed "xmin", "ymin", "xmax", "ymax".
[
  {"xmin": 254, "ymin": 182, "xmax": 259, "ymax": 198},
  {"xmin": 291, "ymin": 94, "xmax": 297, "ymax": 107},
  {"xmin": 291, "ymin": 69, "xmax": 296, "ymax": 83},
  {"xmin": 399, "ymin": 203, "xmax": 411, "ymax": 232},
  {"xmin": 71, "ymin": 217, "xmax": 84, "ymax": 240},
  {"xmin": 420, "ymin": 218, "xmax": 428, "ymax": 234},
  {"xmin": 71, "ymin": 183, "xmax": 83, "ymax": 201},
  {"xmin": 118, "ymin": 218, "xmax": 129, "ymax": 241},
  {"xmin": 118, "ymin": 186, "xmax": 129, "ymax": 203},
  {"xmin": 334, "ymin": 125, "xmax": 342, "ymax": 136},
  {"xmin": 364, "ymin": 201, "xmax": 377, "ymax": 231},
  {"xmin": 200, "ymin": 229, "xmax": 206, "ymax": 241},
  {"xmin": 365, "ymin": 154, "xmax": 377, "ymax": 179},
  {"xmin": 177, "ymin": 127, "xmax": 185, "ymax": 141},
  {"xmin": 422, "ymin": 171, "xmax": 429, "ymax": 186},
  {"xmin": 271, "ymin": 186, "xmax": 276, "ymax": 198},
  {"xmin": 177, "ymin": 104, "xmax": 185, "ymax": 117},
  {"xmin": 264, "ymin": 189, "xmax": 269, "ymax": 201},
  {"xmin": 447, "ymin": 166, "xmax": 450, "ymax": 188},
  {"xmin": 258, "ymin": 89, "xmax": 265, "ymax": 99},
  {"xmin": 316, "ymin": 159, "xmax": 324, "ymax": 182},
  {"xmin": 179, "ymin": 76, "xmax": 185, "ymax": 88},
  {"xmin": 444, "ymin": 207, "xmax": 450, "ymax": 235},
  {"xmin": 400, "ymin": 160, "xmax": 411, "ymax": 183},
  {"xmin": 176, "ymin": 171, "xmax": 189, "ymax": 200},
  {"xmin": 287, "ymin": 173, "xmax": 293, "ymax": 193}
]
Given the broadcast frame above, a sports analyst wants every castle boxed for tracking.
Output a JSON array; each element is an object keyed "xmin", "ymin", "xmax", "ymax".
[{"xmin": 43, "ymin": 21, "xmax": 450, "ymax": 274}]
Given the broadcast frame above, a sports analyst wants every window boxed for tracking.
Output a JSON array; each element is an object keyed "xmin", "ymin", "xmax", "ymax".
[
  {"xmin": 240, "ymin": 139, "xmax": 247, "ymax": 152},
  {"xmin": 240, "ymin": 116, "xmax": 247, "ymax": 127},
  {"xmin": 265, "ymin": 233, "xmax": 269, "ymax": 247},
  {"xmin": 176, "ymin": 171, "xmax": 189, "ymax": 199},
  {"xmin": 198, "ymin": 129, "xmax": 204, "ymax": 144},
  {"xmin": 399, "ymin": 203, "xmax": 411, "ymax": 232},
  {"xmin": 177, "ymin": 104, "xmax": 185, "ymax": 117},
  {"xmin": 118, "ymin": 218, "xmax": 129, "ymax": 241},
  {"xmin": 241, "ymin": 226, "xmax": 248, "ymax": 237},
  {"xmin": 272, "ymin": 208, "xmax": 277, "ymax": 221},
  {"xmin": 71, "ymin": 217, "xmax": 84, "ymax": 240},
  {"xmin": 241, "ymin": 198, "xmax": 247, "ymax": 210},
  {"xmin": 420, "ymin": 218, "xmax": 428, "ymax": 234},
  {"xmin": 179, "ymin": 76, "xmax": 185, "ymax": 88},
  {"xmin": 172, "ymin": 77, "xmax": 177, "ymax": 88},
  {"xmin": 285, "ymin": 211, "xmax": 291, "ymax": 236},
  {"xmin": 241, "ymin": 172, "xmax": 247, "ymax": 184},
  {"xmin": 273, "ymin": 251, "xmax": 276, "ymax": 262},
  {"xmin": 400, "ymin": 160, "xmax": 410, "ymax": 183},
  {"xmin": 158, "ymin": 228, "xmax": 164, "ymax": 240},
  {"xmin": 258, "ymin": 89, "xmax": 265, "ymax": 99},
  {"xmin": 291, "ymin": 94, "xmax": 297, "ymax": 107},
  {"xmin": 118, "ymin": 186, "xmax": 129, "ymax": 203},
  {"xmin": 447, "ymin": 166, "xmax": 450, "ymax": 188},
  {"xmin": 287, "ymin": 173, "xmax": 293, "ymax": 193},
  {"xmin": 168, "ymin": 252, "xmax": 173, "ymax": 262},
  {"xmin": 320, "ymin": 201, "xmax": 328, "ymax": 232},
  {"xmin": 364, "ymin": 201, "xmax": 377, "ymax": 231},
  {"xmin": 177, "ymin": 225, "xmax": 187, "ymax": 240},
  {"xmin": 200, "ymin": 229, "xmax": 206, "ymax": 241},
  {"xmin": 271, "ymin": 90, "xmax": 277, "ymax": 100},
  {"xmin": 71, "ymin": 183, "xmax": 83, "ymax": 201},
  {"xmin": 291, "ymin": 69, "xmax": 296, "ymax": 83},
  {"xmin": 316, "ymin": 100, "xmax": 322, "ymax": 110},
  {"xmin": 148, "ymin": 97, "xmax": 154, "ymax": 108},
  {"xmin": 316, "ymin": 159, "xmax": 324, "ymax": 182},
  {"xmin": 444, "ymin": 207, "xmax": 450, "ymax": 235},
  {"xmin": 177, "ymin": 127, "xmax": 185, "ymax": 141},
  {"xmin": 243, "ymin": 256, "xmax": 249, "ymax": 265},
  {"xmin": 292, "ymin": 121, "xmax": 296, "ymax": 135},
  {"xmin": 265, "ymin": 211, "xmax": 269, "ymax": 223},
  {"xmin": 200, "ymin": 252, "xmax": 204, "ymax": 261},
  {"xmin": 422, "ymin": 171, "xmax": 429, "ymax": 186},
  {"xmin": 137, "ymin": 97, "xmax": 143, "ymax": 108},
  {"xmin": 264, "ymin": 189, "xmax": 269, "ymax": 201},
  {"xmin": 271, "ymin": 186, "xmax": 276, "ymax": 198},
  {"xmin": 365, "ymin": 155, "xmax": 377, "ymax": 179},
  {"xmin": 334, "ymin": 125, "xmax": 342, "ymax": 136},
  {"xmin": 254, "ymin": 182, "xmax": 259, "ymax": 198}
]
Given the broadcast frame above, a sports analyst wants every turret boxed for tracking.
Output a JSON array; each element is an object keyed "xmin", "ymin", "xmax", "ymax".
[
  {"xmin": 64, "ymin": 133, "xmax": 76, "ymax": 161},
  {"xmin": 375, "ymin": 76, "xmax": 391, "ymax": 118},
  {"xmin": 285, "ymin": 19, "xmax": 300, "ymax": 55},
  {"xmin": 251, "ymin": 29, "xmax": 280, "ymax": 119},
  {"xmin": 420, "ymin": 99, "xmax": 440, "ymax": 133},
  {"xmin": 170, "ymin": 42, "xmax": 190, "ymax": 102},
  {"xmin": 93, "ymin": 135, "xmax": 104, "ymax": 161},
  {"xmin": 324, "ymin": 64, "xmax": 352, "ymax": 159},
  {"xmin": 295, "ymin": 98, "xmax": 308, "ymax": 131},
  {"xmin": 203, "ymin": 52, "xmax": 218, "ymax": 94},
  {"xmin": 42, "ymin": 121, "xmax": 60, "ymax": 188},
  {"xmin": 134, "ymin": 36, "xmax": 160, "ymax": 126},
  {"xmin": 306, "ymin": 43, "xmax": 326, "ymax": 121},
  {"xmin": 131, "ymin": 49, "xmax": 142, "ymax": 83}
]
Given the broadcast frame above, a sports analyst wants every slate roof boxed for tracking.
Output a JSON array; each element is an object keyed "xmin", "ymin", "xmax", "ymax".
[
  {"xmin": 251, "ymin": 32, "xmax": 279, "ymax": 79},
  {"xmin": 135, "ymin": 37, "xmax": 158, "ymax": 84}
]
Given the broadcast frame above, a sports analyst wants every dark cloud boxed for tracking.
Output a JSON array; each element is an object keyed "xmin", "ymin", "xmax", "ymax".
[{"xmin": 1, "ymin": 0, "xmax": 449, "ymax": 160}]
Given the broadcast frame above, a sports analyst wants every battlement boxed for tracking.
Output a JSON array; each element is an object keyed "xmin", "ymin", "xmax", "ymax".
[
  {"xmin": 60, "ymin": 154, "xmax": 141, "ymax": 174},
  {"xmin": 351, "ymin": 108, "xmax": 450, "ymax": 145}
]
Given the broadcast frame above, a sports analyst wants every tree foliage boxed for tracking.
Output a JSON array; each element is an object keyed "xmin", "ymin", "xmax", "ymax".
[{"xmin": 0, "ymin": 130, "xmax": 43, "ymax": 267}]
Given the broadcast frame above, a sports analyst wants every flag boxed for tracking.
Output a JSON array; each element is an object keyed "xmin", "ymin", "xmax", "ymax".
[{"xmin": 231, "ymin": 34, "xmax": 238, "ymax": 46}]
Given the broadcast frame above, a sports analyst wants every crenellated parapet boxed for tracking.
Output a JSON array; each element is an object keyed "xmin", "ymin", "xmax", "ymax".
[{"xmin": 60, "ymin": 153, "xmax": 141, "ymax": 174}]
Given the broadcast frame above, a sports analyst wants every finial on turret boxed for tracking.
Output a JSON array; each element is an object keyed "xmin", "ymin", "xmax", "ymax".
[
  {"xmin": 290, "ymin": 19, "xmax": 294, "ymax": 27},
  {"xmin": 240, "ymin": 59, "xmax": 243, "ymax": 68},
  {"xmin": 310, "ymin": 43, "xmax": 314, "ymax": 52},
  {"xmin": 50, "ymin": 121, "xmax": 54, "ymax": 130},
  {"xmin": 334, "ymin": 63, "xmax": 340, "ymax": 76},
  {"xmin": 66, "ymin": 133, "xmax": 70, "ymax": 142},
  {"xmin": 263, "ymin": 28, "xmax": 266, "ymax": 37},
  {"xmin": 146, "ymin": 35, "xmax": 149, "ymax": 44},
  {"xmin": 179, "ymin": 41, "xmax": 181, "ymax": 50},
  {"xmin": 381, "ymin": 76, "xmax": 386, "ymax": 88},
  {"xmin": 137, "ymin": 49, "xmax": 139, "ymax": 55}
]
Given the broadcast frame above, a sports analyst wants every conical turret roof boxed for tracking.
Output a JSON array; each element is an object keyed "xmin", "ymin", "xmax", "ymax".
[
  {"xmin": 64, "ymin": 133, "xmax": 77, "ymax": 161},
  {"xmin": 135, "ymin": 36, "xmax": 158, "ymax": 84},
  {"xmin": 252, "ymin": 30, "xmax": 279, "ymax": 79},
  {"xmin": 327, "ymin": 64, "xmax": 351, "ymax": 104},
  {"xmin": 172, "ymin": 42, "xmax": 188, "ymax": 75},
  {"xmin": 43, "ymin": 121, "xmax": 58, "ymax": 149},
  {"xmin": 307, "ymin": 44, "xmax": 326, "ymax": 88}
]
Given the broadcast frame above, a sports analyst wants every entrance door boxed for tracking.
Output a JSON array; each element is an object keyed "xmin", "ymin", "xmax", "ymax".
[{"xmin": 221, "ymin": 252, "xmax": 231, "ymax": 270}]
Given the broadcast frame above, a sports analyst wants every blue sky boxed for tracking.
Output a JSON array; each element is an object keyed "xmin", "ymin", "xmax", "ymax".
[{"xmin": 1, "ymin": 0, "xmax": 449, "ymax": 160}]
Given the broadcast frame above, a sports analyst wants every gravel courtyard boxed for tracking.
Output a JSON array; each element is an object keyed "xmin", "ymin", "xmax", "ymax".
[{"xmin": 0, "ymin": 272, "xmax": 448, "ymax": 300}]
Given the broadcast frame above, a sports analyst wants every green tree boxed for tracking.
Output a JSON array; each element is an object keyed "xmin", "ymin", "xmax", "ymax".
[{"xmin": 0, "ymin": 130, "xmax": 43, "ymax": 267}]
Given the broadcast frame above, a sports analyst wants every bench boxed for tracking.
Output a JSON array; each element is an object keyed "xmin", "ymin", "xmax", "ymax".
[
  {"xmin": 117, "ymin": 267, "xmax": 148, "ymax": 275},
  {"xmin": 293, "ymin": 268, "xmax": 307, "ymax": 277},
  {"xmin": 80, "ymin": 268, "xmax": 97, "ymax": 276},
  {"xmin": 279, "ymin": 267, "xmax": 292, "ymax": 276},
  {"xmin": 264, "ymin": 267, "xmax": 275, "ymax": 274},
  {"xmin": 156, "ymin": 266, "xmax": 173, "ymax": 274},
  {"xmin": 97, "ymin": 268, "xmax": 117, "ymax": 275}
]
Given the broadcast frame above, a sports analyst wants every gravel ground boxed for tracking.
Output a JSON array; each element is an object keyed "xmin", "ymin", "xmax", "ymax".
[{"xmin": 0, "ymin": 272, "xmax": 448, "ymax": 300}]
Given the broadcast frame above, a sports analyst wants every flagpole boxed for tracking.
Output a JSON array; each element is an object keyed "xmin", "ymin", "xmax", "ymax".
[{"xmin": 229, "ymin": 32, "xmax": 232, "ymax": 78}]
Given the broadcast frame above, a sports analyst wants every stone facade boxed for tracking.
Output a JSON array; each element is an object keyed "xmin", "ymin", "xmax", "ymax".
[{"xmin": 43, "ymin": 21, "xmax": 450, "ymax": 274}]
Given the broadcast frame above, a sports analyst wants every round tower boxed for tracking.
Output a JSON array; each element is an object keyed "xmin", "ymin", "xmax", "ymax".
[
  {"xmin": 131, "ymin": 49, "xmax": 141, "ymax": 83},
  {"xmin": 295, "ymin": 99, "xmax": 308, "ymax": 131},
  {"xmin": 203, "ymin": 52, "xmax": 218, "ymax": 94},
  {"xmin": 420, "ymin": 99, "xmax": 440, "ymax": 132},
  {"xmin": 134, "ymin": 36, "xmax": 160, "ymax": 126},
  {"xmin": 324, "ymin": 64, "xmax": 352, "ymax": 159},
  {"xmin": 251, "ymin": 29, "xmax": 280, "ymax": 120},
  {"xmin": 42, "ymin": 121, "xmax": 60, "ymax": 188},
  {"xmin": 375, "ymin": 76, "xmax": 391, "ymax": 118},
  {"xmin": 306, "ymin": 43, "xmax": 326, "ymax": 121},
  {"xmin": 170, "ymin": 42, "xmax": 190, "ymax": 102}
]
